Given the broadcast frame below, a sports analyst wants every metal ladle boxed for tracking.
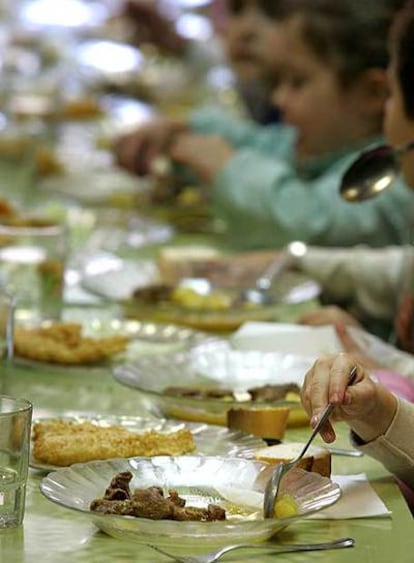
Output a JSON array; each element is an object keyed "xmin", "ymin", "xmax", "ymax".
[
  {"xmin": 340, "ymin": 140, "xmax": 414, "ymax": 202},
  {"xmin": 241, "ymin": 241, "xmax": 308, "ymax": 306}
]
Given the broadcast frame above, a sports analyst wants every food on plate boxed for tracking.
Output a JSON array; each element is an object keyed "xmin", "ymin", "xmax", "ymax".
[
  {"xmin": 90, "ymin": 471, "xmax": 226, "ymax": 521},
  {"xmin": 157, "ymin": 247, "xmax": 277, "ymax": 287},
  {"xmin": 254, "ymin": 443, "xmax": 331, "ymax": 478},
  {"xmin": 227, "ymin": 407, "xmax": 290, "ymax": 440},
  {"xmin": 164, "ymin": 383, "xmax": 300, "ymax": 402},
  {"xmin": 35, "ymin": 146, "xmax": 64, "ymax": 177},
  {"xmin": 131, "ymin": 283, "xmax": 244, "ymax": 311},
  {"xmin": 273, "ymin": 493, "xmax": 299, "ymax": 518},
  {"xmin": 14, "ymin": 322, "xmax": 130, "ymax": 365},
  {"xmin": 0, "ymin": 199, "xmax": 16, "ymax": 217},
  {"xmin": 157, "ymin": 246, "xmax": 220, "ymax": 285},
  {"xmin": 60, "ymin": 97, "xmax": 103, "ymax": 120},
  {"xmin": 32, "ymin": 419, "xmax": 195, "ymax": 466}
]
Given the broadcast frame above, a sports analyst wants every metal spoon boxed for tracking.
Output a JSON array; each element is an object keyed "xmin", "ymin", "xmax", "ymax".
[
  {"xmin": 263, "ymin": 365, "xmax": 358, "ymax": 518},
  {"xmin": 340, "ymin": 140, "xmax": 414, "ymax": 202},
  {"xmin": 241, "ymin": 241, "xmax": 307, "ymax": 306}
]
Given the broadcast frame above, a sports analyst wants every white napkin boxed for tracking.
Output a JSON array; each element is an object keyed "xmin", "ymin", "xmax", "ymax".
[
  {"xmin": 232, "ymin": 322, "xmax": 414, "ymax": 376},
  {"xmin": 216, "ymin": 473, "xmax": 390, "ymax": 520},
  {"xmin": 232, "ymin": 322, "xmax": 342, "ymax": 355},
  {"xmin": 309, "ymin": 473, "xmax": 391, "ymax": 519}
]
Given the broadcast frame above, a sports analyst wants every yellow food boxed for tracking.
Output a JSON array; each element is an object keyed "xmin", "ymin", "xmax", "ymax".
[
  {"xmin": 14, "ymin": 322, "xmax": 129, "ymax": 365},
  {"xmin": 32, "ymin": 419, "xmax": 195, "ymax": 466},
  {"xmin": 171, "ymin": 287, "xmax": 233, "ymax": 311},
  {"xmin": 274, "ymin": 494, "xmax": 299, "ymax": 518}
]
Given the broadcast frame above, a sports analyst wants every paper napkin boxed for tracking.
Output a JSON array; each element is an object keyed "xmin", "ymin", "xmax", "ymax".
[{"xmin": 309, "ymin": 473, "xmax": 391, "ymax": 519}]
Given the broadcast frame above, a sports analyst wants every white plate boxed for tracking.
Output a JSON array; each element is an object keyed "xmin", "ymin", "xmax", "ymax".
[
  {"xmin": 30, "ymin": 415, "xmax": 265, "ymax": 471},
  {"xmin": 112, "ymin": 341, "xmax": 309, "ymax": 425},
  {"xmin": 81, "ymin": 255, "xmax": 159, "ymax": 301},
  {"xmin": 40, "ymin": 456, "xmax": 341, "ymax": 547}
]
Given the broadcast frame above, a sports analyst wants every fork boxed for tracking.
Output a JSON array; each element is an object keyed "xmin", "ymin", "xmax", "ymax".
[
  {"xmin": 146, "ymin": 537, "xmax": 354, "ymax": 563},
  {"xmin": 263, "ymin": 365, "xmax": 358, "ymax": 518}
]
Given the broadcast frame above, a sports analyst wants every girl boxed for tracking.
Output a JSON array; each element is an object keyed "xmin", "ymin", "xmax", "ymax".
[
  {"xmin": 116, "ymin": 0, "xmax": 414, "ymax": 249},
  {"xmin": 301, "ymin": 4, "xmax": 414, "ymax": 508}
]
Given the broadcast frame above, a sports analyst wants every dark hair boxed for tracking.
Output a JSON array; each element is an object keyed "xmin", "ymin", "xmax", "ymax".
[
  {"xmin": 391, "ymin": 7, "xmax": 414, "ymax": 118},
  {"xmin": 228, "ymin": 0, "xmax": 286, "ymax": 19},
  {"xmin": 277, "ymin": 0, "xmax": 406, "ymax": 86}
]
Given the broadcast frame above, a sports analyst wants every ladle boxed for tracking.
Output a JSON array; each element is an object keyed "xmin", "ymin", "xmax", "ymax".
[
  {"xmin": 241, "ymin": 241, "xmax": 307, "ymax": 305},
  {"xmin": 340, "ymin": 140, "xmax": 414, "ymax": 202}
]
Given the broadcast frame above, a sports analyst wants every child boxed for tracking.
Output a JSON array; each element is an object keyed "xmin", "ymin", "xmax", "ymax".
[
  {"xmin": 116, "ymin": 0, "xmax": 414, "ymax": 249},
  {"xmin": 300, "ymin": 5, "xmax": 414, "ymax": 506}
]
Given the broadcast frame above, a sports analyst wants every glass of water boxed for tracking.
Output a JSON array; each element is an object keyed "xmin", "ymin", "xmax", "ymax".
[
  {"xmin": 0, "ymin": 395, "xmax": 32, "ymax": 528},
  {"xmin": 0, "ymin": 219, "xmax": 66, "ymax": 322}
]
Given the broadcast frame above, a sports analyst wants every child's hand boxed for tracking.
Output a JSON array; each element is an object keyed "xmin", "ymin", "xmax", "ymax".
[
  {"xmin": 169, "ymin": 133, "xmax": 235, "ymax": 183},
  {"xmin": 299, "ymin": 305, "xmax": 361, "ymax": 328},
  {"xmin": 301, "ymin": 352, "xmax": 397, "ymax": 444},
  {"xmin": 114, "ymin": 118, "xmax": 187, "ymax": 176}
]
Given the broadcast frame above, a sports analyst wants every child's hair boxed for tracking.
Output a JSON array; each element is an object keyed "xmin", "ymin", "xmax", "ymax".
[
  {"xmin": 275, "ymin": 0, "xmax": 407, "ymax": 86},
  {"xmin": 228, "ymin": 0, "xmax": 285, "ymax": 19},
  {"xmin": 391, "ymin": 7, "xmax": 414, "ymax": 118}
]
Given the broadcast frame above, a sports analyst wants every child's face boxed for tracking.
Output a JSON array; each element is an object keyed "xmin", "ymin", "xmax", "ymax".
[
  {"xmin": 271, "ymin": 16, "xmax": 382, "ymax": 160},
  {"xmin": 384, "ymin": 60, "xmax": 414, "ymax": 188},
  {"xmin": 225, "ymin": 0, "xmax": 285, "ymax": 86}
]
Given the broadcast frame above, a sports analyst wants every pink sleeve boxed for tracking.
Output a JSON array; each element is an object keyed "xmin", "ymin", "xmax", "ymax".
[{"xmin": 371, "ymin": 369, "xmax": 414, "ymax": 402}]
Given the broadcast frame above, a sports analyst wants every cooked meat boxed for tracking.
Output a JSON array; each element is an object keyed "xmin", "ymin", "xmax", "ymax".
[
  {"xmin": 103, "ymin": 471, "xmax": 132, "ymax": 500},
  {"xmin": 247, "ymin": 383, "xmax": 300, "ymax": 401},
  {"xmin": 90, "ymin": 472, "xmax": 226, "ymax": 521}
]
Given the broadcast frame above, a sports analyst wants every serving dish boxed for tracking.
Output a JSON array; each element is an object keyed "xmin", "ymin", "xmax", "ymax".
[
  {"xmin": 82, "ymin": 258, "xmax": 320, "ymax": 332},
  {"xmin": 40, "ymin": 456, "xmax": 341, "ymax": 547},
  {"xmin": 30, "ymin": 415, "xmax": 265, "ymax": 471},
  {"xmin": 113, "ymin": 340, "xmax": 313, "ymax": 426}
]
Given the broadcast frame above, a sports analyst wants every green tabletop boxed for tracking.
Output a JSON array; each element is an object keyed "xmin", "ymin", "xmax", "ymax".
[{"xmin": 0, "ymin": 359, "xmax": 412, "ymax": 563}]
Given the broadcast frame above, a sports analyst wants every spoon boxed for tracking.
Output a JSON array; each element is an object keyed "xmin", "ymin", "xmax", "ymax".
[
  {"xmin": 241, "ymin": 241, "xmax": 307, "ymax": 306},
  {"xmin": 340, "ymin": 140, "xmax": 414, "ymax": 202},
  {"xmin": 263, "ymin": 365, "xmax": 358, "ymax": 518}
]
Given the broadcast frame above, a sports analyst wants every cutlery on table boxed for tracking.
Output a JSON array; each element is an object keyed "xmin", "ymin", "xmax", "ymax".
[
  {"xmin": 263, "ymin": 365, "xmax": 358, "ymax": 518},
  {"xmin": 147, "ymin": 537, "xmax": 355, "ymax": 563}
]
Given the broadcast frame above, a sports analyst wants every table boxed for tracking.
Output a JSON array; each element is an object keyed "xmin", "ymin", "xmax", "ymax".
[{"xmin": 0, "ymin": 360, "xmax": 412, "ymax": 563}]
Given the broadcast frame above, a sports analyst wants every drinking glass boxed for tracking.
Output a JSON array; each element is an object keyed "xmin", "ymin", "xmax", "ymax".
[
  {"xmin": 0, "ymin": 291, "xmax": 14, "ymax": 361},
  {"xmin": 0, "ymin": 219, "xmax": 66, "ymax": 322},
  {"xmin": 0, "ymin": 395, "xmax": 32, "ymax": 528}
]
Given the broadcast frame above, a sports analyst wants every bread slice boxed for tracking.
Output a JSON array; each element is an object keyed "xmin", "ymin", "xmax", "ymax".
[
  {"xmin": 157, "ymin": 246, "xmax": 221, "ymax": 284},
  {"xmin": 254, "ymin": 442, "xmax": 331, "ymax": 478},
  {"xmin": 227, "ymin": 407, "xmax": 290, "ymax": 440}
]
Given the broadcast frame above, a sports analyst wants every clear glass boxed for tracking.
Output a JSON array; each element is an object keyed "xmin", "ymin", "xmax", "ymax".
[
  {"xmin": 0, "ymin": 220, "xmax": 66, "ymax": 322},
  {"xmin": 0, "ymin": 291, "xmax": 14, "ymax": 360},
  {"xmin": 0, "ymin": 395, "xmax": 32, "ymax": 528}
]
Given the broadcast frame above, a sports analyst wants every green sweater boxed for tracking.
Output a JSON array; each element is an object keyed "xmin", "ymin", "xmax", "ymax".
[{"xmin": 190, "ymin": 107, "xmax": 414, "ymax": 250}]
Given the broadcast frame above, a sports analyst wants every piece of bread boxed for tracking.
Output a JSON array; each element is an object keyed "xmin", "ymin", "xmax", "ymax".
[
  {"xmin": 157, "ymin": 245, "xmax": 221, "ymax": 284},
  {"xmin": 227, "ymin": 407, "xmax": 290, "ymax": 440},
  {"xmin": 254, "ymin": 442, "xmax": 331, "ymax": 478}
]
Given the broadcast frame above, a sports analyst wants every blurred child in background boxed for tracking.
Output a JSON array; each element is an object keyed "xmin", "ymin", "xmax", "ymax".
[{"xmin": 115, "ymin": 0, "xmax": 414, "ymax": 250}]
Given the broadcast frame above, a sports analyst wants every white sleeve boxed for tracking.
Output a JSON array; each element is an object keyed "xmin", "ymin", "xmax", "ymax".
[{"xmin": 294, "ymin": 245, "xmax": 405, "ymax": 320}]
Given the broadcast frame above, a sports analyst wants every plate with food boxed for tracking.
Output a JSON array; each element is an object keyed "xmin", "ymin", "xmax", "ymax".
[
  {"xmin": 40, "ymin": 456, "xmax": 341, "ymax": 547},
  {"xmin": 12, "ymin": 319, "xmax": 215, "ymax": 371},
  {"xmin": 30, "ymin": 415, "xmax": 265, "ymax": 472},
  {"xmin": 113, "ymin": 340, "xmax": 313, "ymax": 427},
  {"xmin": 82, "ymin": 259, "xmax": 320, "ymax": 332}
]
